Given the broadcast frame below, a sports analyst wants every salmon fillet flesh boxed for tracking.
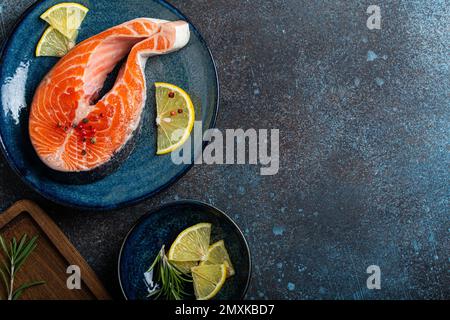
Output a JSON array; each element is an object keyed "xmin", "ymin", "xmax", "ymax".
[{"xmin": 29, "ymin": 18, "xmax": 190, "ymax": 181}]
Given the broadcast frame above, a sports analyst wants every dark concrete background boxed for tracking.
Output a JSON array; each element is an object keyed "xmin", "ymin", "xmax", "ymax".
[{"xmin": 0, "ymin": 0, "xmax": 448, "ymax": 299}]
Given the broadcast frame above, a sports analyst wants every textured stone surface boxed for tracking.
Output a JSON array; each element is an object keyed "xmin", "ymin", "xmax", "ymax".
[{"xmin": 0, "ymin": 0, "xmax": 448, "ymax": 299}]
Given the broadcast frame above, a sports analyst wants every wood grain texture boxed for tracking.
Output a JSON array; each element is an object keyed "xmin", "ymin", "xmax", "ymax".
[{"xmin": 0, "ymin": 200, "xmax": 111, "ymax": 300}]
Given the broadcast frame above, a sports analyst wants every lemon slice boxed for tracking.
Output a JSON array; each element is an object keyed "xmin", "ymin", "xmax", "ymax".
[
  {"xmin": 169, "ymin": 260, "xmax": 198, "ymax": 274},
  {"xmin": 199, "ymin": 240, "xmax": 235, "ymax": 277},
  {"xmin": 167, "ymin": 223, "xmax": 211, "ymax": 262},
  {"xmin": 40, "ymin": 2, "xmax": 89, "ymax": 39},
  {"xmin": 155, "ymin": 82, "xmax": 195, "ymax": 155},
  {"xmin": 191, "ymin": 264, "xmax": 227, "ymax": 300},
  {"xmin": 36, "ymin": 26, "xmax": 77, "ymax": 57}
]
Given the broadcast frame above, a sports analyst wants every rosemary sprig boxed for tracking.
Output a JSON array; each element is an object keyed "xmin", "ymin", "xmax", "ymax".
[
  {"xmin": 145, "ymin": 245, "xmax": 192, "ymax": 300},
  {"xmin": 0, "ymin": 234, "xmax": 45, "ymax": 300}
]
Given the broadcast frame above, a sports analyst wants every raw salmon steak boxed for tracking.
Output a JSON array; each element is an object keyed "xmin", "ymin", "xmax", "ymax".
[{"xmin": 29, "ymin": 18, "xmax": 190, "ymax": 180}]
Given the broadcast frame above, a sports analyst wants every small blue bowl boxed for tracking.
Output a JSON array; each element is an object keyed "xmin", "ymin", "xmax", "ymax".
[{"xmin": 118, "ymin": 200, "xmax": 252, "ymax": 300}]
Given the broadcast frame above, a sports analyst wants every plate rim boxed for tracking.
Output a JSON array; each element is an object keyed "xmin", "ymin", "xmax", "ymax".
[
  {"xmin": 0, "ymin": 0, "xmax": 220, "ymax": 211},
  {"xmin": 117, "ymin": 200, "xmax": 252, "ymax": 300}
]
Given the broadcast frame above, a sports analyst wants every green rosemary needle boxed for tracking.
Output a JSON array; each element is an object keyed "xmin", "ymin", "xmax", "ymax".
[
  {"xmin": 0, "ymin": 234, "xmax": 45, "ymax": 300},
  {"xmin": 145, "ymin": 245, "xmax": 192, "ymax": 300}
]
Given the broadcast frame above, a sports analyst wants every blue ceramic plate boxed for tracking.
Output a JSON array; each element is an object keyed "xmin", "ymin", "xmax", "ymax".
[
  {"xmin": 0, "ymin": 0, "xmax": 218, "ymax": 210},
  {"xmin": 118, "ymin": 201, "xmax": 251, "ymax": 300}
]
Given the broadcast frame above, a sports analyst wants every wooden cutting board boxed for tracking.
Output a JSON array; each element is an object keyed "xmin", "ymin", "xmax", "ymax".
[{"xmin": 0, "ymin": 200, "xmax": 110, "ymax": 300}]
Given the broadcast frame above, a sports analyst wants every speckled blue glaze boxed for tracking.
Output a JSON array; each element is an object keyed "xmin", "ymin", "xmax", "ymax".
[
  {"xmin": 0, "ymin": 0, "xmax": 218, "ymax": 210},
  {"xmin": 118, "ymin": 201, "xmax": 251, "ymax": 300}
]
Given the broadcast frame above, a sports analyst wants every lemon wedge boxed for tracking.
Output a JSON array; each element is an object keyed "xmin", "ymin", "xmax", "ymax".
[
  {"xmin": 40, "ymin": 2, "xmax": 89, "ymax": 39},
  {"xmin": 200, "ymin": 240, "xmax": 235, "ymax": 277},
  {"xmin": 167, "ymin": 223, "xmax": 211, "ymax": 262},
  {"xmin": 155, "ymin": 82, "xmax": 195, "ymax": 155},
  {"xmin": 191, "ymin": 264, "xmax": 227, "ymax": 300},
  {"xmin": 36, "ymin": 26, "xmax": 77, "ymax": 57}
]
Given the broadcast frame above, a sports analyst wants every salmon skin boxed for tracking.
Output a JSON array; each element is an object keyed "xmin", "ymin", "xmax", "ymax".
[{"xmin": 29, "ymin": 18, "xmax": 190, "ymax": 183}]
